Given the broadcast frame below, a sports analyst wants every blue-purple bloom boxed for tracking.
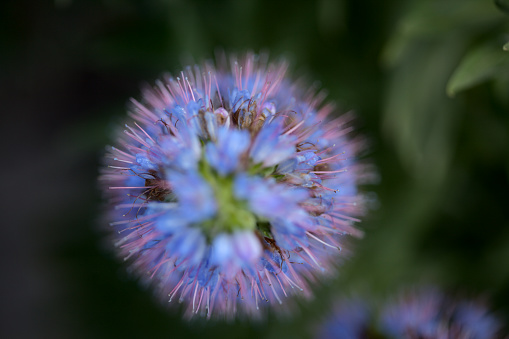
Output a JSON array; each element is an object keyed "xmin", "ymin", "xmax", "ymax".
[
  {"xmin": 380, "ymin": 287, "xmax": 503, "ymax": 339},
  {"xmin": 100, "ymin": 53, "xmax": 367, "ymax": 319},
  {"xmin": 315, "ymin": 288, "xmax": 504, "ymax": 339},
  {"xmin": 315, "ymin": 297, "xmax": 371, "ymax": 339}
]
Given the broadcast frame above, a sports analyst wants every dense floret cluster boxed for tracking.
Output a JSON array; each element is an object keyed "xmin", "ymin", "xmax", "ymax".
[
  {"xmin": 315, "ymin": 287, "xmax": 503, "ymax": 339},
  {"xmin": 100, "ymin": 53, "xmax": 366, "ymax": 319}
]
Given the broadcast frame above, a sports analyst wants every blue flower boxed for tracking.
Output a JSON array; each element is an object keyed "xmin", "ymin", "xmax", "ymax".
[
  {"xmin": 314, "ymin": 288, "xmax": 503, "ymax": 339},
  {"xmin": 381, "ymin": 288, "xmax": 443, "ymax": 338},
  {"xmin": 250, "ymin": 120, "xmax": 296, "ymax": 167},
  {"xmin": 315, "ymin": 298, "xmax": 370, "ymax": 339},
  {"xmin": 205, "ymin": 127, "xmax": 250, "ymax": 176},
  {"xmin": 100, "ymin": 52, "xmax": 368, "ymax": 319},
  {"xmin": 452, "ymin": 301, "xmax": 502, "ymax": 339},
  {"xmin": 210, "ymin": 231, "xmax": 262, "ymax": 277},
  {"xmin": 167, "ymin": 170, "xmax": 217, "ymax": 223},
  {"xmin": 165, "ymin": 227, "xmax": 207, "ymax": 265},
  {"xmin": 233, "ymin": 174, "xmax": 308, "ymax": 219},
  {"xmin": 380, "ymin": 287, "xmax": 503, "ymax": 339}
]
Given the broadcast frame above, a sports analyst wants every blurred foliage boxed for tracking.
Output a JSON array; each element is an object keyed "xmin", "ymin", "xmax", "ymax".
[{"xmin": 2, "ymin": 0, "xmax": 509, "ymax": 338}]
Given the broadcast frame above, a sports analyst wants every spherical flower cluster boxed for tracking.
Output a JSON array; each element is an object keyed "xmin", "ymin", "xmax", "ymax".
[
  {"xmin": 100, "ymin": 53, "xmax": 366, "ymax": 319},
  {"xmin": 315, "ymin": 297, "xmax": 371, "ymax": 338},
  {"xmin": 381, "ymin": 288, "xmax": 503, "ymax": 339},
  {"xmin": 315, "ymin": 288, "xmax": 503, "ymax": 339}
]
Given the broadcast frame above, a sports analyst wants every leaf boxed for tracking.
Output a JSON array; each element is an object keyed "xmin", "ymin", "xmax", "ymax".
[
  {"xmin": 446, "ymin": 41, "xmax": 509, "ymax": 97},
  {"xmin": 382, "ymin": 0, "xmax": 503, "ymax": 67},
  {"xmin": 383, "ymin": 35, "xmax": 465, "ymax": 188},
  {"xmin": 495, "ymin": 0, "xmax": 509, "ymax": 15}
]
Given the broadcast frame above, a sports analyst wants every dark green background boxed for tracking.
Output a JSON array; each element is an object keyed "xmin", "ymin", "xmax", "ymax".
[{"xmin": 2, "ymin": 0, "xmax": 509, "ymax": 338}]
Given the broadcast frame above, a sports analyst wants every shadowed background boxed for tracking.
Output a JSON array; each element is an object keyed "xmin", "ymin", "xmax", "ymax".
[{"xmin": 1, "ymin": 0, "xmax": 509, "ymax": 338}]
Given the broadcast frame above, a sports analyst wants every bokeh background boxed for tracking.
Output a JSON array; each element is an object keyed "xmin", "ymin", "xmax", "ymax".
[{"xmin": 2, "ymin": 0, "xmax": 509, "ymax": 338}]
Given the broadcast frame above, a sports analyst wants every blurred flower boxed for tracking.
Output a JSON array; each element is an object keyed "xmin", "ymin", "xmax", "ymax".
[
  {"xmin": 314, "ymin": 287, "xmax": 504, "ymax": 339},
  {"xmin": 380, "ymin": 287, "xmax": 503, "ymax": 339},
  {"xmin": 381, "ymin": 287, "xmax": 445, "ymax": 338},
  {"xmin": 99, "ymin": 52, "xmax": 368, "ymax": 319},
  {"xmin": 314, "ymin": 297, "xmax": 371, "ymax": 339}
]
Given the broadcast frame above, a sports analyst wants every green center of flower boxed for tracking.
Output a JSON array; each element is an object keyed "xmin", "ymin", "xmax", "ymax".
[{"xmin": 199, "ymin": 160, "xmax": 256, "ymax": 237}]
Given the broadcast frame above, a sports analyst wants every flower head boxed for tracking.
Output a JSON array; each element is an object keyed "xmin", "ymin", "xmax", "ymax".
[
  {"xmin": 315, "ymin": 297, "xmax": 371, "ymax": 339},
  {"xmin": 314, "ymin": 287, "xmax": 504, "ymax": 339},
  {"xmin": 100, "ymin": 52, "xmax": 367, "ymax": 319},
  {"xmin": 380, "ymin": 287, "xmax": 503, "ymax": 339}
]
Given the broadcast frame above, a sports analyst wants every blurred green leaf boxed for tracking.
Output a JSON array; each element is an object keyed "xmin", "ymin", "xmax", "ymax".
[
  {"xmin": 495, "ymin": 0, "xmax": 509, "ymax": 14},
  {"xmin": 383, "ymin": 35, "xmax": 464, "ymax": 189},
  {"xmin": 447, "ymin": 40, "xmax": 509, "ymax": 97},
  {"xmin": 382, "ymin": 0, "xmax": 504, "ymax": 67},
  {"xmin": 493, "ymin": 75, "xmax": 509, "ymax": 106}
]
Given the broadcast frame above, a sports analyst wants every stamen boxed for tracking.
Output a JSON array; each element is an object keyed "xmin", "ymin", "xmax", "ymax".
[
  {"xmin": 310, "ymin": 168, "xmax": 347, "ymax": 174},
  {"xmin": 264, "ymin": 269, "xmax": 282, "ymax": 304},
  {"xmin": 306, "ymin": 231, "xmax": 339, "ymax": 250}
]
